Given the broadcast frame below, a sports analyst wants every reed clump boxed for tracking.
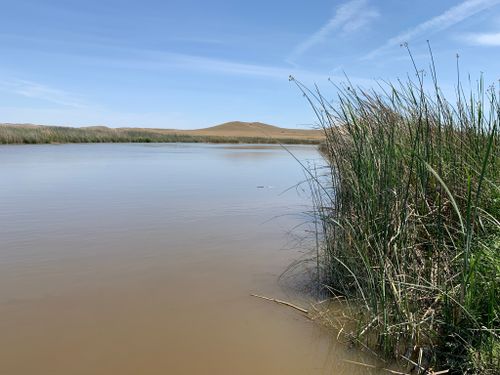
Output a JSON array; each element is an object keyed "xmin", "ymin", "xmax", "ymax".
[{"xmin": 294, "ymin": 55, "xmax": 499, "ymax": 373}]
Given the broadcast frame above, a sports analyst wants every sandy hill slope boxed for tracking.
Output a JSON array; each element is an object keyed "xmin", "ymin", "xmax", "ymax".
[
  {"xmin": 184, "ymin": 121, "xmax": 323, "ymax": 140},
  {"xmin": 200, "ymin": 121, "xmax": 283, "ymax": 133}
]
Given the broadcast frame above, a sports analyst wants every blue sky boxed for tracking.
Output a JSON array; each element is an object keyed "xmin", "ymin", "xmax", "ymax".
[{"xmin": 0, "ymin": 0, "xmax": 499, "ymax": 129}]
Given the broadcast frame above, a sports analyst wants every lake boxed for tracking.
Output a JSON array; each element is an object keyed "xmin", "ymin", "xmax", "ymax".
[{"xmin": 0, "ymin": 143, "xmax": 380, "ymax": 374}]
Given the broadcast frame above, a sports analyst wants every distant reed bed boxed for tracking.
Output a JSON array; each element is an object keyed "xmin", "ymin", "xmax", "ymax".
[
  {"xmin": 294, "ymin": 50, "xmax": 499, "ymax": 374},
  {"xmin": 0, "ymin": 125, "xmax": 320, "ymax": 145}
]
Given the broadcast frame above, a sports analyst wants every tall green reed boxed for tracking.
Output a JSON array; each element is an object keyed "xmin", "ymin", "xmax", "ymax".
[{"xmin": 293, "ymin": 47, "xmax": 499, "ymax": 373}]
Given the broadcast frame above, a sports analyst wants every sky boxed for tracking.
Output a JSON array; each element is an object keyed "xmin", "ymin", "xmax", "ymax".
[{"xmin": 0, "ymin": 0, "xmax": 499, "ymax": 129}]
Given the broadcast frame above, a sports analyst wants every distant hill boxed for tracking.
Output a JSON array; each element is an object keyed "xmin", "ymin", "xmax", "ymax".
[
  {"xmin": 200, "ymin": 121, "xmax": 284, "ymax": 133},
  {"xmin": 185, "ymin": 121, "xmax": 323, "ymax": 140},
  {"xmin": 0, "ymin": 121, "xmax": 323, "ymax": 145}
]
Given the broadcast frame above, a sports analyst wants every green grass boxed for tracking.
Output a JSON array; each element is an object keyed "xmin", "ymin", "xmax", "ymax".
[
  {"xmin": 0, "ymin": 125, "xmax": 321, "ymax": 145},
  {"xmin": 293, "ymin": 50, "xmax": 499, "ymax": 374}
]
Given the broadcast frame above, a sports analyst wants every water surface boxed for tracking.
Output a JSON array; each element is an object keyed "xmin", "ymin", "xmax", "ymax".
[{"xmin": 0, "ymin": 143, "xmax": 380, "ymax": 374}]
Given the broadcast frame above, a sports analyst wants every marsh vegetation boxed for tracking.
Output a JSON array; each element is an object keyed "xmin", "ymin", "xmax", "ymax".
[
  {"xmin": 296, "ymin": 51, "xmax": 499, "ymax": 374},
  {"xmin": 0, "ymin": 122, "xmax": 322, "ymax": 145}
]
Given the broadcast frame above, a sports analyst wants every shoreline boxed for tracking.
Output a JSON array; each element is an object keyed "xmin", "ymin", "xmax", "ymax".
[{"xmin": 0, "ymin": 122, "xmax": 324, "ymax": 145}]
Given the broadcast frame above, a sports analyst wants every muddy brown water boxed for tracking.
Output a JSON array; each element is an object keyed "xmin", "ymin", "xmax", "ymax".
[{"xmin": 0, "ymin": 143, "xmax": 385, "ymax": 374}]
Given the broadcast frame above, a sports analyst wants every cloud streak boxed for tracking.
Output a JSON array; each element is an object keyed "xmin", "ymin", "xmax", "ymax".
[
  {"xmin": 95, "ymin": 50, "xmax": 375, "ymax": 87},
  {"xmin": 363, "ymin": 0, "xmax": 500, "ymax": 60},
  {"xmin": 0, "ymin": 78, "xmax": 86, "ymax": 108},
  {"xmin": 289, "ymin": 0, "xmax": 379, "ymax": 61},
  {"xmin": 0, "ymin": 105, "xmax": 191, "ymax": 128},
  {"xmin": 80, "ymin": 48, "xmax": 368, "ymax": 84},
  {"xmin": 462, "ymin": 32, "xmax": 500, "ymax": 45}
]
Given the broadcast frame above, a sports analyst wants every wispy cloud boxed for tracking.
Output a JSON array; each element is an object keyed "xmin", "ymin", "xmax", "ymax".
[
  {"xmin": 79, "ymin": 49, "xmax": 346, "ymax": 83},
  {"xmin": 167, "ymin": 36, "xmax": 226, "ymax": 45},
  {"xmin": 0, "ymin": 105, "xmax": 191, "ymax": 128},
  {"xmin": 142, "ymin": 52, "xmax": 326, "ymax": 80},
  {"xmin": 364, "ymin": 0, "xmax": 500, "ymax": 60},
  {"xmin": 462, "ymin": 31, "xmax": 500, "ymax": 45},
  {"xmin": 0, "ymin": 78, "xmax": 86, "ymax": 108},
  {"xmin": 0, "ymin": 29, "xmax": 365, "ymax": 84},
  {"xmin": 289, "ymin": 0, "xmax": 379, "ymax": 62},
  {"xmin": 84, "ymin": 49, "xmax": 374, "ymax": 87}
]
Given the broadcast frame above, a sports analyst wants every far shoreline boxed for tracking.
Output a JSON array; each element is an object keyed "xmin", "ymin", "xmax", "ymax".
[{"xmin": 0, "ymin": 121, "xmax": 324, "ymax": 146}]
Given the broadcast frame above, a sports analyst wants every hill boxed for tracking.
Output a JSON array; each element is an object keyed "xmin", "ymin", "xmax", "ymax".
[{"xmin": 185, "ymin": 121, "xmax": 323, "ymax": 140}]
